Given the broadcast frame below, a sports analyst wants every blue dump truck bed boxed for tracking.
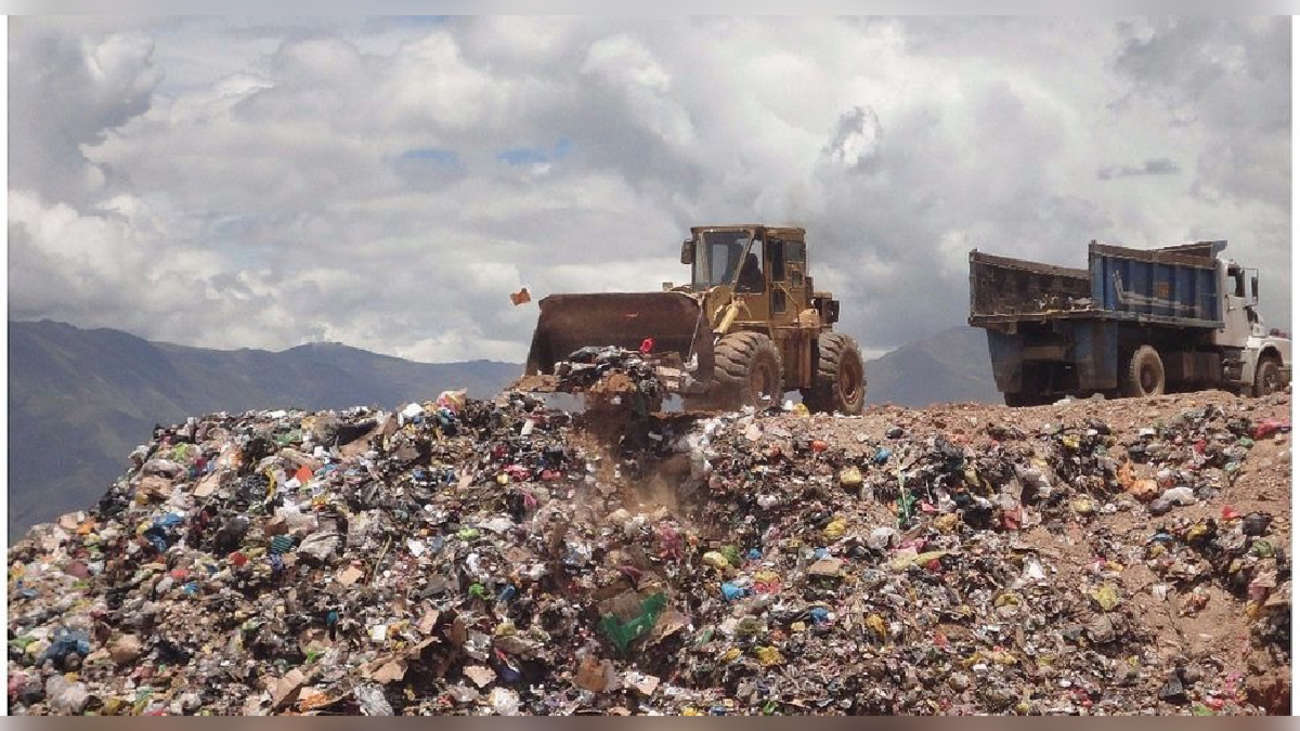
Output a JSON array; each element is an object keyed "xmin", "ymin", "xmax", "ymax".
[
  {"xmin": 969, "ymin": 241, "xmax": 1225, "ymax": 330},
  {"xmin": 969, "ymin": 240, "xmax": 1235, "ymax": 403}
]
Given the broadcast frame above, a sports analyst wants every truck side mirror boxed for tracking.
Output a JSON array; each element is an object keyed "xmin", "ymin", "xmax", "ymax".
[
  {"xmin": 1251, "ymin": 275, "xmax": 1259, "ymax": 300},
  {"xmin": 680, "ymin": 240, "xmax": 695, "ymax": 265}
]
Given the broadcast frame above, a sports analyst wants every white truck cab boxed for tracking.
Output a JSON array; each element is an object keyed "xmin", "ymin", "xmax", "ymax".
[{"xmin": 1215, "ymin": 258, "xmax": 1290, "ymax": 395}]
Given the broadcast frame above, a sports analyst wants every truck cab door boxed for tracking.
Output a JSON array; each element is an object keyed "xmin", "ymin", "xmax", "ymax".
[{"xmin": 1213, "ymin": 260, "xmax": 1252, "ymax": 351}]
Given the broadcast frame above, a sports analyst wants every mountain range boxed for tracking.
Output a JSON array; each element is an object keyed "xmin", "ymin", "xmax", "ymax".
[{"xmin": 7, "ymin": 319, "xmax": 998, "ymax": 536}]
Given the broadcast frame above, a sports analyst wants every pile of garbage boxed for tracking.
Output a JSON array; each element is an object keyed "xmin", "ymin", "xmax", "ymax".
[
  {"xmin": 7, "ymin": 387, "xmax": 1290, "ymax": 715},
  {"xmin": 1030, "ymin": 294, "xmax": 1095, "ymax": 313},
  {"xmin": 554, "ymin": 345, "xmax": 671, "ymax": 412}
]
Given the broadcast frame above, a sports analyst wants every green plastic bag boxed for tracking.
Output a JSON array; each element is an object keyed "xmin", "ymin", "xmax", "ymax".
[
  {"xmin": 896, "ymin": 474, "xmax": 916, "ymax": 528},
  {"xmin": 600, "ymin": 592, "xmax": 667, "ymax": 653}
]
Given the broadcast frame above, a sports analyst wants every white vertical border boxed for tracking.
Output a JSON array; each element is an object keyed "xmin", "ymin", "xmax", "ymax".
[{"xmin": 1, "ymin": 13, "xmax": 10, "ymax": 719}]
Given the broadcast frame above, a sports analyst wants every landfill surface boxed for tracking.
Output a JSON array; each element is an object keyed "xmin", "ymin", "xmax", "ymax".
[{"xmin": 8, "ymin": 383, "xmax": 1291, "ymax": 716}]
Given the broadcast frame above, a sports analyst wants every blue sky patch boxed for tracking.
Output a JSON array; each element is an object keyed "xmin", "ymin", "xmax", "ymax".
[{"xmin": 497, "ymin": 138, "xmax": 573, "ymax": 166}]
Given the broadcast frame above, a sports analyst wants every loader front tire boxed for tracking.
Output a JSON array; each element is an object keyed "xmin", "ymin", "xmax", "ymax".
[
  {"xmin": 709, "ymin": 331, "xmax": 783, "ymax": 411},
  {"xmin": 802, "ymin": 332, "xmax": 866, "ymax": 415}
]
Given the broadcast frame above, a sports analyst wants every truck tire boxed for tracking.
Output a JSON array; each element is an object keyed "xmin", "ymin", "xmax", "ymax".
[
  {"xmin": 1003, "ymin": 392, "xmax": 1034, "ymax": 407},
  {"xmin": 1124, "ymin": 345, "xmax": 1165, "ymax": 397},
  {"xmin": 801, "ymin": 332, "xmax": 866, "ymax": 415},
  {"xmin": 709, "ymin": 331, "xmax": 783, "ymax": 410},
  {"xmin": 1255, "ymin": 355, "xmax": 1284, "ymax": 396}
]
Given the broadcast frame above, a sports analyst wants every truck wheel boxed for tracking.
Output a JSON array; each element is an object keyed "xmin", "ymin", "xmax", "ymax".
[
  {"xmin": 1003, "ymin": 392, "xmax": 1034, "ymax": 407},
  {"xmin": 1255, "ymin": 355, "xmax": 1283, "ymax": 396},
  {"xmin": 1124, "ymin": 345, "xmax": 1165, "ymax": 397},
  {"xmin": 711, "ymin": 331, "xmax": 783, "ymax": 410},
  {"xmin": 801, "ymin": 333, "xmax": 866, "ymax": 415}
]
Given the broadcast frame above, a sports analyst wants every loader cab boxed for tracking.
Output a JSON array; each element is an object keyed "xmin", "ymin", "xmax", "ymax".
[
  {"xmin": 682, "ymin": 225, "xmax": 813, "ymax": 324},
  {"xmin": 685, "ymin": 227, "xmax": 761, "ymax": 292}
]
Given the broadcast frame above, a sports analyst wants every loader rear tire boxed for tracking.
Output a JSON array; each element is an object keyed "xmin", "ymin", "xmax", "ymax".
[
  {"xmin": 1123, "ymin": 345, "xmax": 1165, "ymax": 398},
  {"xmin": 802, "ymin": 332, "xmax": 865, "ymax": 415},
  {"xmin": 709, "ymin": 331, "xmax": 783, "ymax": 411}
]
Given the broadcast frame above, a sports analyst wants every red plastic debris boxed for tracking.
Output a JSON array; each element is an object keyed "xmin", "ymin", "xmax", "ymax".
[
  {"xmin": 1221, "ymin": 505, "xmax": 1242, "ymax": 520},
  {"xmin": 639, "ymin": 337, "xmax": 655, "ymax": 354},
  {"xmin": 1252, "ymin": 418, "xmax": 1290, "ymax": 440}
]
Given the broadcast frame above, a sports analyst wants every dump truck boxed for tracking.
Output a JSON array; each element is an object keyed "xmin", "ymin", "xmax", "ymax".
[
  {"xmin": 968, "ymin": 240, "xmax": 1291, "ymax": 405},
  {"xmin": 524, "ymin": 224, "xmax": 866, "ymax": 413}
]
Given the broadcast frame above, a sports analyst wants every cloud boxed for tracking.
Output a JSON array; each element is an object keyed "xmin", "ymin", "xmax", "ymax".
[
  {"xmin": 1097, "ymin": 157, "xmax": 1181, "ymax": 179},
  {"xmin": 9, "ymin": 18, "xmax": 162, "ymax": 207},
  {"xmin": 824, "ymin": 107, "xmax": 883, "ymax": 173},
  {"xmin": 8, "ymin": 17, "xmax": 1291, "ymax": 366}
]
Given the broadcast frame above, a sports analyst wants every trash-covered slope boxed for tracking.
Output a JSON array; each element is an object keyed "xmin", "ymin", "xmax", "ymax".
[
  {"xmin": 7, "ymin": 388, "xmax": 1291, "ymax": 716},
  {"xmin": 8, "ymin": 319, "xmax": 521, "ymax": 536}
]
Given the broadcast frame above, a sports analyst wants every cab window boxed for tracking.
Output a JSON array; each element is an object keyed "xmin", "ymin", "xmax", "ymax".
[
  {"xmin": 786, "ymin": 241, "xmax": 806, "ymax": 267},
  {"xmin": 766, "ymin": 239, "xmax": 785, "ymax": 281}
]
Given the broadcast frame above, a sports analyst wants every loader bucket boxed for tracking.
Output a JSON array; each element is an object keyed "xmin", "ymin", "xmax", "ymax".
[{"xmin": 524, "ymin": 292, "xmax": 714, "ymax": 389}]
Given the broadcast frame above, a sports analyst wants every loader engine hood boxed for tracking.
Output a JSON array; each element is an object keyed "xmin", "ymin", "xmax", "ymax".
[{"xmin": 524, "ymin": 291, "xmax": 715, "ymax": 384}]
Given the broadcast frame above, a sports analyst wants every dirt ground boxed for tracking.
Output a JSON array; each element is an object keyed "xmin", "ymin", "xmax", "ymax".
[{"xmin": 746, "ymin": 389, "xmax": 1291, "ymax": 713}]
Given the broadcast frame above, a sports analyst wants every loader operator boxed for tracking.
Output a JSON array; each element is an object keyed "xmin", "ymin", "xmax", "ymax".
[{"xmin": 737, "ymin": 253, "xmax": 763, "ymax": 292}]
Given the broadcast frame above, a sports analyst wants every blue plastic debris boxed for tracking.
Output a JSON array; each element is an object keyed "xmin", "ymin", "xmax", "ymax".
[
  {"xmin": 154, "ymin": 513, "xmax": 183, "ymax": 529},
  {"xmin": 721, "ymin": 582, "xmax": 748, "ymax": 601},
  {"xmin": 873, "ymin": 447, "xmax": 893, "ymax": 465},
  {"xmin": 143, "ymin": 530, "xmax": 169, "ymax": 553},
  {"xmin": 39, "ymin": 627, "xmax": 91, "ymax": 666},
  {"xmin": 269, "ymin": 535, "xmax": 295, "ymax": 555}
]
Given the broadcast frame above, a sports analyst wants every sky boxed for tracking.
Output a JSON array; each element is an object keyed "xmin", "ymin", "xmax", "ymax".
[{"xmin": 8, "ymin": 16, "xmax": 1292, "ymax": 363}]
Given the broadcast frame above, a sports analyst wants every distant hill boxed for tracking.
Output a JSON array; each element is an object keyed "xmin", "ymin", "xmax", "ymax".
[
  {"xmin": 863, "ymin": 326, "xmax": 1001, "ymax": 407},
  {"xmin": 8, "ymin": 320, "xmax": 522, "ymax": 536}
]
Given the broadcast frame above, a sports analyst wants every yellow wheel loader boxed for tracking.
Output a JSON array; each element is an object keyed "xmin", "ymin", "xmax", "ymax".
[{"xmin": 524, "ymin": 225, "xmax": 866, "ymax": 414}]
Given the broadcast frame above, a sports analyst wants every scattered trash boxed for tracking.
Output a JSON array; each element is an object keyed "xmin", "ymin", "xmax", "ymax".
[{"xmin": 6, "ymin": 387, "xmax": 1289, "ymax": 715}]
